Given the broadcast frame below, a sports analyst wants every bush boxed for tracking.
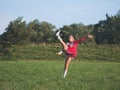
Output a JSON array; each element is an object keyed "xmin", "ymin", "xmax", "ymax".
[{"xmin": 0, "ymin": 44, "xmax": 120, "ymax": 61}]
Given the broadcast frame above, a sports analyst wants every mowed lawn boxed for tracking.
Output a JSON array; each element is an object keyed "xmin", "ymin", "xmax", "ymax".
[{"xmin": 0, "ymin": 60, "xmax": 120, "ymax": 90}]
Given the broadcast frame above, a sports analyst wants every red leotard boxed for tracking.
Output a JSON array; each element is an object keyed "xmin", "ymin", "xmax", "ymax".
[{"xmin": 66, "ymin": 37, "xmax": 87, "ymax": 58}]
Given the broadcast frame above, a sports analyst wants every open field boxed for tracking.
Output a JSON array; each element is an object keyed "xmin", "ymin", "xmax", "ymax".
[{"xmin": 0, "ymin": 60, "xmax": 120, "ymax": 90}]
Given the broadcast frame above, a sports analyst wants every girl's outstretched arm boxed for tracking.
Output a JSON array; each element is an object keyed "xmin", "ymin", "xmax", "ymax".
[{"xmin": 74, "ymin": 35, "xmax": 94, "ymax": 43}]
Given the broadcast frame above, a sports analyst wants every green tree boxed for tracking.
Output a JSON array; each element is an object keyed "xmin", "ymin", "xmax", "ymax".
[
  {"xmin": 2, "ymin": 17, "xmax": 30, "ymax": 44},
  {"xmin": 39, "ymin": 21, "xmax": 55, "ymax": 43},
  {"xmin": 27, "ymin": 19, "xmax": 40, "ymax": 43},
  {"xmin": 27, "ymin": 20, "xmax": 56, "ymax": 43},
  {"xmin": 93, "ymin": 10, "xmax": 120, "ymax": 44},
  {"xmin": 60, "ymin": 23, "xmax": 93, "ymax": 42}
]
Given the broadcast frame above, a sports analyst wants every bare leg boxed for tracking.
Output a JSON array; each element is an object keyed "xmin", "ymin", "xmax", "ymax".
[
  {"xmin": 64, "ymin": 57, "xmax": 72, "ymax": 71},
  {"xmin": 64, "ymin": 57, "xmax": 72, "ymax": 78},
  {"xmin": 56, "ymin": 30, "xmax": 68, "ymax": 51},
  {"xmin": 59, "ymin": 40, "xmax": 68, "ymax": 51}
]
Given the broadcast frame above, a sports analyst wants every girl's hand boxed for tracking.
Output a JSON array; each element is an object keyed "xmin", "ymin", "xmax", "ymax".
[{"xmin": 87, "ymin": 35, "xmax": 94, "ymax": 39}]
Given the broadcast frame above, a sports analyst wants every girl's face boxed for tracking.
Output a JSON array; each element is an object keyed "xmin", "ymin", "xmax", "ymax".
[{"xmin": 68, "ymin": 35, "xmax": 74, "ymax": 42}]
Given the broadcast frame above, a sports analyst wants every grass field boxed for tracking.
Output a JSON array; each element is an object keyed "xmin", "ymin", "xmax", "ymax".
[{"xmin": 0, "ymin": 60, "xmax": 120, "ymax": 90}]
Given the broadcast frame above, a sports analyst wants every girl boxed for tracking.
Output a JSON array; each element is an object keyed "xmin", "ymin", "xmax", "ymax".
[{"xmin": 56, "ymin": 30, "xmax": 93, "ymax": 78}]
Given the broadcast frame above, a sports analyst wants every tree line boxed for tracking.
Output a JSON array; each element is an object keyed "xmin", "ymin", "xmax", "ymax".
[
  {"xmin": 93, "ymin": 11, "xmax": 120, "ymax": 44},
  {"xmin": 0, "ymin": 10, "xmax": 120, "ymax": 54}
]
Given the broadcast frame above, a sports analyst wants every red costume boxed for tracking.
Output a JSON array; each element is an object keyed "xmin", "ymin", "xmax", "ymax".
[{"xmin": 66, "ymin": 37, "xmax": 87, "ymax": 58}]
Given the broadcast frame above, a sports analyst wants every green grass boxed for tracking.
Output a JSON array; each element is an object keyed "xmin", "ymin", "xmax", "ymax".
[{"xmin": 0, "ymin": 60, "xmax": 120, "ymax": 90}]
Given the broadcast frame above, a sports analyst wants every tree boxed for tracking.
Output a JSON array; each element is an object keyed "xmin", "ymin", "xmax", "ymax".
[
  {"xmin": 27, "ymin": 19, "xmax": 40, "ymax": 43},
  {"xmin": 2, "ymin": 17, "xmax": 30, "ymax": 44},
  {"xmin": 39, "ymin": 21, "xmax": 55, "ymax": 43},
  {"xmin": 27, "ymin": 20, "xmax": 56, "ymax": 43},
  {"xmin": 93, "ymin": 10, "xmax": 120, "ymax": 44},
  {"xmin": 60, "ymin": 23, "xmax": 93, "ymax": 42}
]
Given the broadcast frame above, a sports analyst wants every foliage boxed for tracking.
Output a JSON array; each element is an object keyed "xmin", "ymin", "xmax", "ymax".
[
  {"xmin": 0, "ymin": 44, "xmax": 120, "ymax": 62},
  {"xmin": 93, "ymin": 10, "xmax": 120, "ymax": 44},
  {"xmin": 59, "ymin": 23, "xmax": 94, "ymax": 42},
  {"xmin": 0, "ymin": 10, "xmax": 120, "ymax": 46},
  {"xmin": 0, "ymin": 10, "xmax": 120, "ymax": 56},
  {"xmin": 0, "ymin": 17, "xmax": 56, "ymax": 45},
  {"xmin": 27, "ymin": 20, "xmax": 55, "ymax": 43},
  {"xmin": 2, "ymin": 17, "xmax": 28, "ymax": 44}
]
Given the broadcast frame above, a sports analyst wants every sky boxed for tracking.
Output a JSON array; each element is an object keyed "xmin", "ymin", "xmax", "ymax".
[{"xmin": 0, "ymin": 0, "xmax": 120, "ymax": 34}]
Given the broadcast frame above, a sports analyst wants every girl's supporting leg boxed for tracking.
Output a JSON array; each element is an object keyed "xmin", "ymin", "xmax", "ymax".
[{"xmin": 63, "ymin": 57, "xmax": 72, "ymax": 78}]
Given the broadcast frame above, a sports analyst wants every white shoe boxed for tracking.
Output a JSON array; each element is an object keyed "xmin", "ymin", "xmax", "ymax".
[
  {"xmin": 56, "ymin": 30, "xmax": 61, "ymax": 36},
  {"xmin": 56, "ymin": 51, "xmax": 63, "ymax": 55},
  {"xmin": 63, "ymin": 70, "xmax": 67, "ymax": 78}
]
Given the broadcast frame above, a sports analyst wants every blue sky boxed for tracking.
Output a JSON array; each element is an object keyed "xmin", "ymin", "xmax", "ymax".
[{"xmin": 0, "ymin": 0, "xmax": 120, "ymax": 34}]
